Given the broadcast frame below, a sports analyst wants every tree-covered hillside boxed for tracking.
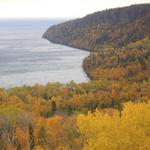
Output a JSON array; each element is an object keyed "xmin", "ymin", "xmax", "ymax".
[
  {"xmin": 43, "ymin": 4, "xmax": 150, "ymax": 50},
  {"xmin": 83, "ymin": 37, "xmax": 150, "ymax": 81},
  {"xmin": 43, "ymin": 4, "xmax": 150, "ymax": 82}
]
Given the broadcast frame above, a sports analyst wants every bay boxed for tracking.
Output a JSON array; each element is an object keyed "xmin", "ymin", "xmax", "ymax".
[{"xmin": 0, "ymin": 19, "xmax": 89, "ymax": 88}]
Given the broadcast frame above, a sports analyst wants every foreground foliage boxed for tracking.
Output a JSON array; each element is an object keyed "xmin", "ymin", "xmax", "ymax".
[
  {"xmin": 0, "ymin": 81, "xmax": 150, "ymax": 149},
  {"xmin": 0, "ymin": 87, "xmax": 150, "ymax": 150}
]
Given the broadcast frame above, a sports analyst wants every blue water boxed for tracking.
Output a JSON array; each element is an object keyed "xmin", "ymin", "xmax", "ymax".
[{"xmin": 0, "ymin": 19, "xmax": 89, "ymax": 88}]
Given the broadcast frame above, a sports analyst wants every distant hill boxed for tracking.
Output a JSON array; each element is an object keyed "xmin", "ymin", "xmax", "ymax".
[
  {"xmin": 43, "ymin": 4, "xmax": 150, "ymax": 82},
  {"xmin": 43, "ymin": 4, "xmax": 150, "ymax": 51}
]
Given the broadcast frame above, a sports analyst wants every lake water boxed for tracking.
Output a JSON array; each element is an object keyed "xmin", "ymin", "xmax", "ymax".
[{"xmin": 0, "ymin": 19, "xmax": 89, "ymax": 88}]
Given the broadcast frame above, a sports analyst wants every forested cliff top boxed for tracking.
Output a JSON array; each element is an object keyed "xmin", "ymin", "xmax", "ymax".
[{"xmin": 43, "ymin": 4, "xmax": 150, "ymax": 51}]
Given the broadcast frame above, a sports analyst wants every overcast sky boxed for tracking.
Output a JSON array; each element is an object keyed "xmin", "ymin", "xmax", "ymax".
[{"xmin": 0, "ymin": 0, "xmax": 149, "ymax": 19}]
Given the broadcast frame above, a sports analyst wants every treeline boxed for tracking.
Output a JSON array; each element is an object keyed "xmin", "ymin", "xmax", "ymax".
[{"xmin": 3, "ymin": 79, "xmax": 150, "ymax": 116}]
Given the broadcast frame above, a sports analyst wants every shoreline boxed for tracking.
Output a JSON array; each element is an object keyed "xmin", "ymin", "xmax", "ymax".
[
  {"xmin": 42, "ymin": 36, "xmax": 90, "ymax": 52},
  {"xmin": 43, "ymin": 36, "xmax": 92, "ymax": 80}
]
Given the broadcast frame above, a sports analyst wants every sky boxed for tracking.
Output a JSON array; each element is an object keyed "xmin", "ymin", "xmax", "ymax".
[{"xmin": 0, "ymin": 0, "xmax": 149, "ymax": 19}]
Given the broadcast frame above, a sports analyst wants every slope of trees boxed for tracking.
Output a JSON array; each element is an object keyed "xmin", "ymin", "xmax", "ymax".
[
  {"xmin": 83, "ymin": 37, "xmax": 150, "ymax": 81},
  {"xmin": 43, "ymin": 4, "xmax": 150, "ymax": 51}
]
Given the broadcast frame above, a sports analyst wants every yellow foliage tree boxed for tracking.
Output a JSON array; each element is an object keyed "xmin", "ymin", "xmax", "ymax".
[{"xmin": 77, "ymin": 102, "xmax": 150, "ymax": 150}]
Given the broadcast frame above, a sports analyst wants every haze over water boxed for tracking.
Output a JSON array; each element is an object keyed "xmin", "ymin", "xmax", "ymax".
[{"xmin": 0, "ymin": 19, "xmax": 89, "ymax": 88}]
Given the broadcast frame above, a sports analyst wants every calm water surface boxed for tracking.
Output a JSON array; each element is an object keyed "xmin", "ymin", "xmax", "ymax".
[{"xmin": 0, "ymin": 19, "xmax": 89, "ymax": 88}]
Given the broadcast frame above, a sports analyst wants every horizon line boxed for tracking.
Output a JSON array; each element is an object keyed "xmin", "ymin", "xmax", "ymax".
[{"xmin": 0, "ymin": 17, "xmax": 74, "ymax": 20}]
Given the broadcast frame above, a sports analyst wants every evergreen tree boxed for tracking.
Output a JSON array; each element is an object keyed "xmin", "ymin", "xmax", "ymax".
[
  {"xmin": 29, "ymin": 123, "xmax": 34, "ymax": 150},
  {"xmin": 51, "ymin": 101, "xmax": 57, "ymax": 115}
]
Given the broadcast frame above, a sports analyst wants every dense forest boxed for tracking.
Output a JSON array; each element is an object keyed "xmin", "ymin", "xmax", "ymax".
[
  {"xmin": 0, "ymin": 81, "xmax": 150, "ymax": 149},
  {"xmin": 43, "ymin": 4, "xmax": 150, "ymax": 50},
  {"xmin": 0, "ymin": 4, "xmax": 150, "ymax": 150}
]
